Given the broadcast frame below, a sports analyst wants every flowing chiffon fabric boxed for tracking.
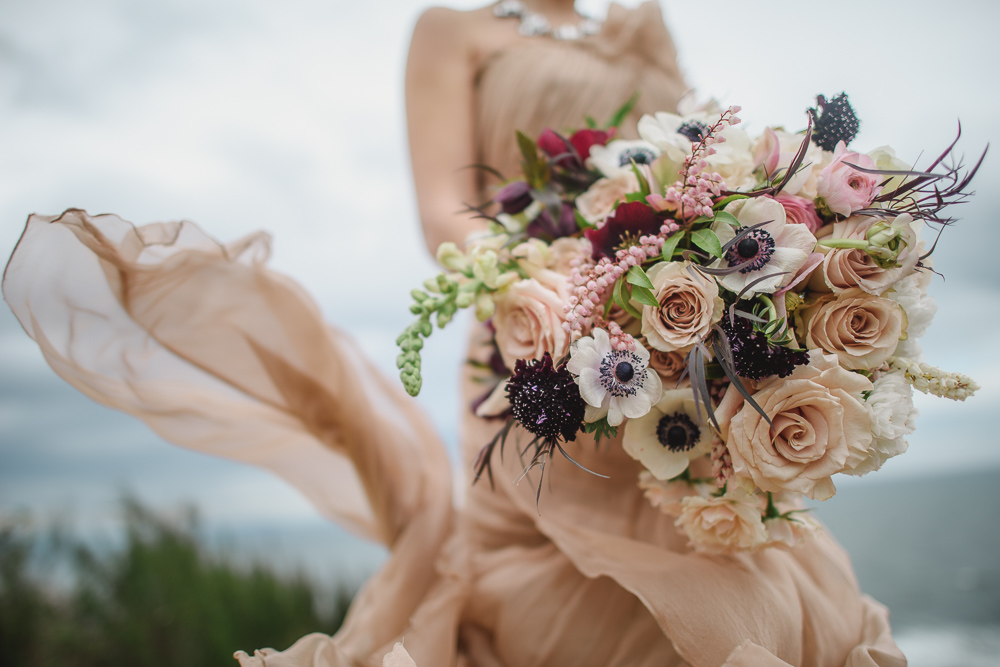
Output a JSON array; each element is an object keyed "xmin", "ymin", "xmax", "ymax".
[{"xmin": 4, "ymin": 3, "xmax": 906, "ymax": 665}]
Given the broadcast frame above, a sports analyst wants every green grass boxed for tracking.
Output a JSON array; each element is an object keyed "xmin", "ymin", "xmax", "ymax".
[{"xmin": 0, "ymin": 500, "xmax": 352, "ymax": 667}]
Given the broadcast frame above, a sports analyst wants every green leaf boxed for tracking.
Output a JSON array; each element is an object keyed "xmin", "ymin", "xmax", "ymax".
[
  {"xmin": 630, "ymin": 161, "xmax": 651, "ymax": 197},
  {"xmin": 688, "ymin": 215, "xmax": 714, "ymax": 228},
  {"xmin": 624, "ymin": 192, "xmax": 648, "ymax": 203},
  {"xmin": 584, "ymin": 115, "xmax": 598, "ymax": 129},
  {"xmin": 583, "ymin": 418, "xmax": 619, "ymax": 443},
  {"xmin": 574, "ymin": 209, "xmax": 596, "ymax": 231},
  {"xmin": 626, "ymin": 265, "xmax": 654, "ymax": 290},
  {"xmin": 712, "ymin": 210, "xmax": 741, "ymax": 227},
  {"xmin": 660, "ymin": 233, "xmax": 682, "ymax": 262},
  {"xmin": 713, "ymin": 194, "xmax": 748, "ymax": 211},
  {"xmin": 605, "ymin": 92, "xmax": 640, "ymax": 129},
  {"xmin": 516, "ymin": 130, "xmax": 547, "ymax": 188},
  {"xmin": 631, "ymin": 284, "xmax": 659, "ymax": 308},
  {"xmin": 691, "ymin": 228, "xmax": 724, "ymax": 258},
  {"xmin": 612, "ymin": 278, "xmax": 642, "ymax": 320}
]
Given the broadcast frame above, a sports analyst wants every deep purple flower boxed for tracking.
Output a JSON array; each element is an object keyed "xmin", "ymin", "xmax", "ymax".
[
  {"xmin": 527, "ymin": 202, "xmax": 578, "ymax": 240},
  {"xmin": 494, "ymin": 180, "xmax": 533, "ymax": 215},
  {"xmin": 507, "ymin": 353, "xmax": 586, "ymax": 444},
  {"xmin": 719, "ymin": 315, "xmax": 809, "ymax": 381},
  {"xmin": 584, "ymin": 201, "xmax": 661, "ymax": 260}
]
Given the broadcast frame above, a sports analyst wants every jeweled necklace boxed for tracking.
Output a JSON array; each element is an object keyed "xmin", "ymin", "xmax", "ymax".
[{"xmin": 493, "ymin": 0, "xmax": 602, "ymax": 41}]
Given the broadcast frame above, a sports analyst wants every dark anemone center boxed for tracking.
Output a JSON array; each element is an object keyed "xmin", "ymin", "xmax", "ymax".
[
  {"xmin": 737, "ymin": 237, "xmax": 760, "ymax": 258},
  {"xmin": 726, "ymin": 228, "xmax": 776, "ymax": 274},
  {"xmin": 618, "ymin": 147, "xmax": 656, "ymax": 166},
  {"xmin": 677, "ymin": 121, "xmax": 710, "ymax": 143},
  {"xmin": 614, "ymin": 361, "xmax": 634, "ymax": 383},
  {"xmin": 656, "ymin": 412, "xmax": 698, "ymax": 453}
]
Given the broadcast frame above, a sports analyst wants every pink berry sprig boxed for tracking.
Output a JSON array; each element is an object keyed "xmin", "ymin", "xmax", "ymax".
[
  {"xmin": 563, "ymin": 233, "xmax": 667, "ymax": 337},
  {"xmin": 664, "ymin": 106, "xmax": 741, "ymax": 220}
]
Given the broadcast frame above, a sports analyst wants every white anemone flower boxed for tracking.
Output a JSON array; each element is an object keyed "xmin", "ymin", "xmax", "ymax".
[
  {"xmin": 710, "ymin": 197, "xmax": 817, "ymax": 296},
  {"xmin": 638, "ymin": 111, "xmax": 756, "ymax": 189},
  {"xmin": 623, "ymin": 388, "xmax": 712, "ymax": 480},
  {"xmin": 588, "ymin": 139, "xmax": 661, "ymax": 178},
  {"xmin": 566, "ymin": 328, "xmax": 662, "ymax": 427}
]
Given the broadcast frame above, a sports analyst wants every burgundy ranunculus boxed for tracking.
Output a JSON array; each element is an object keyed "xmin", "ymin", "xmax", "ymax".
[
  {"xmin": 527, "ymin": 202, "xmax": 577, "ymax": 240},
  {"xmin": 569, "ymin": 128, "xmax": 613, "ymax": 162},
  {"xmin": 584, "ymin": 201, "xmax": 661, "ymax": 260},
  {"xmin": 537, "ymin": 128, "xmax": 580, "ymax": 168},
  {"xmin": 494, "ymin": 180, "xmax": 533, "ymax": 215}
]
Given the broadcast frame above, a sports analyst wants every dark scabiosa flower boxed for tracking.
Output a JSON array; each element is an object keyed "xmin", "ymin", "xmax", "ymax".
[
  {"xmin": 506, "ymin": 353, "xmax": 587, "ymax": 444},
  {"xmin": 808, "ymin": 93, "xmax": 861, "ymax": 152},
  {"xmin": 719, "ymin": 314, "xmax": 809, "ymax": 381},
  {"xmin": 584, "ymin": 201, "xmax": 662, "ymax": 260}
]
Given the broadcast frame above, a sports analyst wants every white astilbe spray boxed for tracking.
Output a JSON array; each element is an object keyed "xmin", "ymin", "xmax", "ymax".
[
  {"xmin": 890, "ymin": 358, "xmax": 979, "ymax": 401},
  {"xmin": 846, "ymin": 370, "xmax": 917, "ymax": 476}
]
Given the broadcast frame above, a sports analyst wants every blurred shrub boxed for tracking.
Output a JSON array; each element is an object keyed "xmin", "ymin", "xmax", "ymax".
[{"xmin": 0, "ymin": 500, "xmax": 352, "ymax": 667}]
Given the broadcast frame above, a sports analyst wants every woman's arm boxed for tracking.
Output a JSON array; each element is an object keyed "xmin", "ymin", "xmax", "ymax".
[{"xmin": 405, "ymin": 8, "xmax": 485, "ymax": 256}]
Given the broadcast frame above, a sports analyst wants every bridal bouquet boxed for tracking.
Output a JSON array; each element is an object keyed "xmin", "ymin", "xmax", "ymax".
[{"xmin": 396, "ymin": 94, "xmax": 983, "ymax": 554}]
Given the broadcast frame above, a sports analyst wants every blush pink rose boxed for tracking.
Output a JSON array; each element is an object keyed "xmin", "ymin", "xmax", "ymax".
[
  {"xmin": 813, "ymin": 215, "xmax": 920, "ymax": 295},
  {"xmin": 816, "ymin": 141, "xmax": 882, "ymax": 217},
  {"xmin": 799, "ymin": 289, "xmax": 906, "ymax": 370},
  {"xmin": 775, "ymin": 194, "xmax": 823, "ymax": 234},
  {"xmin": 675, "ymin": 492, "xmax": 768, "ymax": 554},
  {"xmin": 641, "ymin": 261, "xmax": 724, "ymax": 353},
  {"xmin": 576, "ymin": 173, "xmax": 639, "ymax": 224},
  {"xmin": 715, "ymin": 351, "xmax": 873, "ymax": 500},
  {"xmin": 492, "ymin": 270, "xmax": 570, "ymax": 370}
]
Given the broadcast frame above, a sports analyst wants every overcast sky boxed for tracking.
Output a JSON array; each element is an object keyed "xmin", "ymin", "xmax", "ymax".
[{"xmin": 1, "ymin": 0, "xmax": 998, "ymax": 537}]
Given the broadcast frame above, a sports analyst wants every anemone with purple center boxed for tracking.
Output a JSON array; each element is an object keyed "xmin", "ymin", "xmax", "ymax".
[
  {"xmin": 567, "ymin": 328, "xmax": 662, "ymax": 427},
  {"xmin": 710, "ymin": 197, "xmax": 818, "ymax": 296},
  {"xmin": 622, "ymin": 388, "xmax": 712, "ymax": 479},
  {"xmin": 588, "ymin": 139, "xmax": 661, "ymax": 178}
]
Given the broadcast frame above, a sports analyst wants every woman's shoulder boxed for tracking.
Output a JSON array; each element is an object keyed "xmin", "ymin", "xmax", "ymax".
[
  {"xmin": 410, "ymin": 4, "xmax": 517, "ymax": 70},
  {"xmin": 411, "ymin": 4, "xmax": 501, "ymax": 41}
]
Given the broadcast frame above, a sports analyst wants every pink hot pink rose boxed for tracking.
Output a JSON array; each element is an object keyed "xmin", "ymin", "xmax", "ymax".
[
  {"xmin": 816, "ymin": 141, "xmax": 882, "ymax": 217},
  {"xmin": 775, "ymin": 194, "xmax": 823, "ymax": 233}
]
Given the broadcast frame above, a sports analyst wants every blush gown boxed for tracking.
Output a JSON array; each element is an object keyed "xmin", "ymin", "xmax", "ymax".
[{"xmin": 3, "ymin": 3, "xmax": 906, "ymax": 666}]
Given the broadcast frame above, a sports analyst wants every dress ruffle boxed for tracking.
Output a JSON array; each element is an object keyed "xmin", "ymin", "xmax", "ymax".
[{"xmin": 5, "ymin": 210, "xmax": 906, "ymax": 666}]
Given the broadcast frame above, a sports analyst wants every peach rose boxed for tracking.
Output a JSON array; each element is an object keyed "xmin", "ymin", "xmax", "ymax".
[
  {"xmin": 816, "ymin": 141, "xmax": 882, "ymax": 217},
  {"xmin": 814, "ymin": 215, "xmax": 920, "ymax": 295},
  {"xmin": 492, "ymin": 270, "xmax": 569, "ymax": 369},
  {"xmin": 715, "ymin": 351, "xmax": 873, "ymax": 500},
  {"xmin": 799, "ymin": 289, "xmax": 906, "ymax": 370},
  {"xmin": 648, "ymin": 348, "xmax": 687, "ymax": 386},
  {"xmin": 641, "ymin": 261, "xmax": 724, "ymax": 353},
  {"xmin": 675, "ymin": 491, "xmax": 768, "ymax": 554},
  {"xmin": 576, "ymin": 172, "xmax": 639, "ymax": 224}
]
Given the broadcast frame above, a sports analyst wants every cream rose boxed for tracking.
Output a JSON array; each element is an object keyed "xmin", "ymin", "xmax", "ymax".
[
  {"xmin": 814, "ymin": 215, "xmax": 920, "ymax": 295},
  {"xmin": 675, "ymin": 491, "xmax": 768, "ymax": 554},
  {"xmin": 641, "ymin": 261, "xmax": 724, "ymax": 353},
  {"xmin": 492, "ymin": 269, "xmax": 569, "ymax": 369},
  {"xmin": 576, "ymin": 172, "xmax": 640, "ymax": 224},
  {"xmin": 715, "ymin": 351, "xmax": 873, "ymax": 500},
  {"xmin": 799, "ymin": 289, "xmax": 906, "ymax": 370}
]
